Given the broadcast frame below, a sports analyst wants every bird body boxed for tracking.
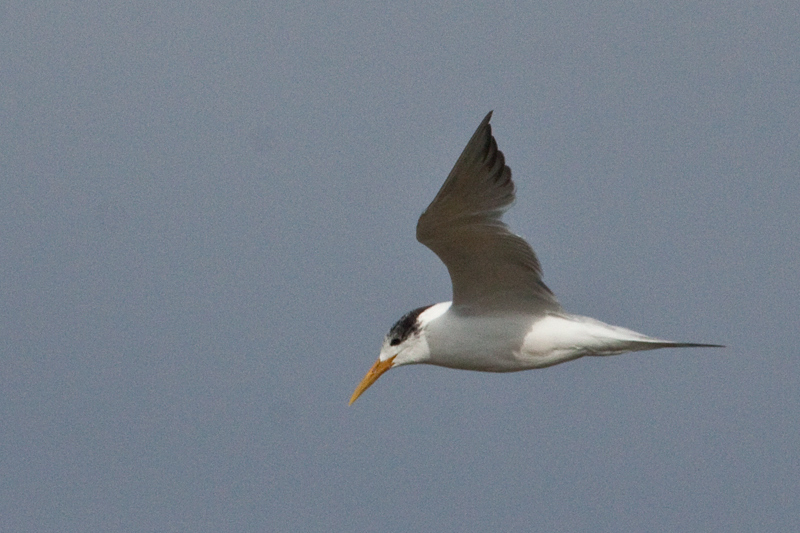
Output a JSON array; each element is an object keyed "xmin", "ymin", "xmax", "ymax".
[
  {"xmin": 349, "ymin": 112, "xmax": 721, "ymax": 405},
  {"xmin": 384, "ymin": 302, "xmax": 716, "ymax": 373}
]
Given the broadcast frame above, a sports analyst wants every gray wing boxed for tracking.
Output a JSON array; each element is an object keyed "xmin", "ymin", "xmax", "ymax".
[{"xmin": 416, "ymin": 111, "xmax": 561, "ymax": 314}]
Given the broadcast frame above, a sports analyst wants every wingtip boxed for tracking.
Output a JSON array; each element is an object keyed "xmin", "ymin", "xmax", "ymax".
[{"xmin": 675, "ymin": 342, "xmax": 726, "ymax": 349}]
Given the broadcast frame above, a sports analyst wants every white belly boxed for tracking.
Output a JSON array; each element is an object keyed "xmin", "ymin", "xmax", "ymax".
[
  {"xmin": 425, "ymin": 311, "xmax": 543, "ymax": 371},
  {"xmin": 425, "ymin": 311, "xmax": 669, "ymax": 372}
]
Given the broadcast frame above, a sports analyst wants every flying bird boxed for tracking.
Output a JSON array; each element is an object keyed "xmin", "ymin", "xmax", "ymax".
[{"xmin": 350, "ymin": 112, "xmax": 722, "ymax": 405}]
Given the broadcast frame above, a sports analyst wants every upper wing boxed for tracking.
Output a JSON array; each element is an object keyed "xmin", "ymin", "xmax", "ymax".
[{"xmin": 416, "ymin": 111, "xmax": 561, "ymax": 314}]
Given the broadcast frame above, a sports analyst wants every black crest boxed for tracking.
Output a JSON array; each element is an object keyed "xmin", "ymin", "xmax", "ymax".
[{"xmin": 387, "ymin": 305, "xmax": 433, "ymax": 346}]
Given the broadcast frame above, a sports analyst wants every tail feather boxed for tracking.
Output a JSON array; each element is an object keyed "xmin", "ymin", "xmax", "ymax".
[
  {"xmin": 665, "ymin": 342, "xmax": 725, "ymax": 348},
  {"xmin": 620, "ymin": 340, "xmax": 725, "ymax": 353}
]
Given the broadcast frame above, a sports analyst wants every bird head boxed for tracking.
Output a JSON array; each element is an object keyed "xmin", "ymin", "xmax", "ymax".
[{"xmin": 349, "ymin": 303, "xmax": 450, "ymax": 405}]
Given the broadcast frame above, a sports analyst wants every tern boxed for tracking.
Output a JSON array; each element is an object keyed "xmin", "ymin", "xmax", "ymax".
[{"xmin": 350, "ymin": 111, "xmax": 722, "ymax": 405}]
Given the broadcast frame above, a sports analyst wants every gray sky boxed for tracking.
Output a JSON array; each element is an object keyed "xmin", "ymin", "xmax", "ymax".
[{"xmin": 2, "ymin": 1, "xmax": 798, "ymax": 531}]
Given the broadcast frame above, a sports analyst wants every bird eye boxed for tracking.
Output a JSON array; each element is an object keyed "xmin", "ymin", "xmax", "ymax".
[{"xmin": 389, "ymin": 338, "xmax": 401, "ymax": 346}]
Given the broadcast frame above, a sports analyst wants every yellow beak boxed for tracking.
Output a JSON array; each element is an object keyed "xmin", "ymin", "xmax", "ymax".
[{"xmin": 349, "ymin": 355, "xmax": 397, "ymax": 405}]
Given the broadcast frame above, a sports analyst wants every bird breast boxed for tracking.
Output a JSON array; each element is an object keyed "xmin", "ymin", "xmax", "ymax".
[{"xmin": 424, "ymin": 311, "xmax": 536, "ymax": 372}]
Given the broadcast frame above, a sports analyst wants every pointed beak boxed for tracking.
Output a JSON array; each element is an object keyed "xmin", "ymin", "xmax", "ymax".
[{"xmin": 349, "ymin": 355, "xmax": 397, "ymax": 405}]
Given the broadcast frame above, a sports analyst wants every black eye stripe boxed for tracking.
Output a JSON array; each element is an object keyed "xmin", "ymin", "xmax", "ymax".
[{"xmin": 390, "ymin": 338, "xmax": 401, "ymax": 346}]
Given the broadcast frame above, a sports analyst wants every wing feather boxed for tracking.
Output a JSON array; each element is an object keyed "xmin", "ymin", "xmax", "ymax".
[{"xmin": 416, "ymin": 112, "xmax": 561, "ymax": 314}]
